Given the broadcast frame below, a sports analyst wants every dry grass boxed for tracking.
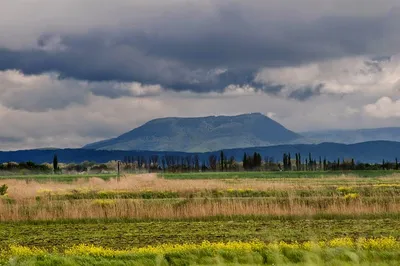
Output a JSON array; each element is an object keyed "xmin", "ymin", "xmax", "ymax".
[
  {"xmin": 1, "ymin": 197, "xmax": 399, "ymax": 221},
  {"xmin": 1, "ymin": 174, "xmax": 400, "ymax": 221}
]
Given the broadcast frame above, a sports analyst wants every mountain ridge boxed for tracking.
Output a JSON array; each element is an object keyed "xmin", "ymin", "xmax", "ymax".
[
  {"xmin": 84, "ymin": 113, "xmax": 303, "ymax": 152},
  {"xmin": 302, "ymin": 127, "xmax": 400, "ymax": 144}
]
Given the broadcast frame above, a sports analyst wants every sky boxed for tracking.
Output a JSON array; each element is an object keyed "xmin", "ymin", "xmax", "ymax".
[{"xmin": 1, "ymin": 0, "xmax": 400, "ymax": 150}]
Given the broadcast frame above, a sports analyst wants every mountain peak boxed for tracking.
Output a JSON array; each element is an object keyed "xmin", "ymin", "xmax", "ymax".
[{"xmin": 84, "ymin": 113, "xmax": 301, "ymax": 152}]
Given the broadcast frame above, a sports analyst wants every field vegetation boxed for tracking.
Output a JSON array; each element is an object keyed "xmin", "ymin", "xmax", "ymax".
[
  {"xmin": 1, "ymin": 172, "xmax": 400, "ymax": 265},
  {"xmin": 3, "ymin": 237, "xmax": 400, "ymax": 265}
]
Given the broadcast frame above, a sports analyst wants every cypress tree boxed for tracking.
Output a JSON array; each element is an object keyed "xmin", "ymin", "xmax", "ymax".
[
  {"xmin": 220, "ymin": 151, "xmax": 224, "ymax": 172},
  {"xmin": 53, "ymin": 154, "xmax": 58, "ymax": 174}
]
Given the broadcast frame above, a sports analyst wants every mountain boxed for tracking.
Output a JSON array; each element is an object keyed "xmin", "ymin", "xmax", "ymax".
[
  {"xmin": 2, "ymin": 141, "xmax": 400, "ymax": 164},
  {"xmin": 302, "ymin": 127, "xmax": 400, "ymax": 144},
  {"xmin": 83, "ymin": 113, "xmax": 302, "ymax": 152}
]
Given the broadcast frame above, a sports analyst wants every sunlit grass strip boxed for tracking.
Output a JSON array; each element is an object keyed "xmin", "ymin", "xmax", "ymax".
[{"xmin": 6, "ymin": 237, "xmax": 400, "ymax": 258}]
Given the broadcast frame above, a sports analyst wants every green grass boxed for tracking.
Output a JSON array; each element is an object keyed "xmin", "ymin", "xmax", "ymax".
[
  {"xmin": 160, "ymin": 170, "xmax": 400, "ymax": 180},
  {"xmin": 0, "ymin": 173, "xmax": 117, "ymax": 182},
  {"xmin": 2, "ymin": 217, "xmax": 400, "ymax": 250}
]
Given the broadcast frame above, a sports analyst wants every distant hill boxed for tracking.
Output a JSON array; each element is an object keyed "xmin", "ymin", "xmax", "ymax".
[
  {"xmin": 302, "ymin": 127, "xmax": 400, "ymax": 144},
  {"xmin": 83, "ymin": 113, "xmax": 302, "ymax": 152},
  {"xmin": 2, "ymin": 141, "xmax": 400, "ymax": 164}
]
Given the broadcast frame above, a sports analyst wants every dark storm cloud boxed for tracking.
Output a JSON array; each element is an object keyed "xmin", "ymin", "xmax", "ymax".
[{"xmin": 0, "ymin": 3, "xmax": 399, "ymax": 98}]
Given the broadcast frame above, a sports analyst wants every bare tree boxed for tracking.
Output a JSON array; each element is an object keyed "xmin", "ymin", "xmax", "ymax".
[{"xmin": 208, "ymin": 155, "xmax": 217, "ymax": 171}]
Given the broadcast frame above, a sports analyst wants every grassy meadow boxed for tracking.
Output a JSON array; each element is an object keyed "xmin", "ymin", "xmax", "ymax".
[
  {"xmin": 160, "ymin": 170, "xmax": 400, "ymax": 179},
  {"xmin": 1, "ymin": 171, "xmax": 400, "ymax": 265},
  {"xmin": 0, "ymin": 173, "xmax": 116, "ymax": 182}
]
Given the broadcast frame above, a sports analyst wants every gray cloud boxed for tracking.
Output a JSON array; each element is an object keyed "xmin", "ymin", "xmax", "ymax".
[
  {"xmin": 0, "ymin": 86, "xmax": 399, "ymax": 151},
  {"xmin": 0, "ymin": 71, "xmax": 88, "ymax": 112},
  {"xmin": 0, "ymin": 2, "xmax": 399, "ymax": 96}
]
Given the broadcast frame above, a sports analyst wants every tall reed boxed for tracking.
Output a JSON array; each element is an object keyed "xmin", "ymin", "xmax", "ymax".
[{"xmin": 1, "ymin": 196, "xmax": 399, "ymax": 221}]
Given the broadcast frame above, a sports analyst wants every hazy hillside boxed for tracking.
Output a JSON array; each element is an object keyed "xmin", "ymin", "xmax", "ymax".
[
  {"xmin": 3, "ymin": 141, "xmax": 400, "ymax": 164},
  {"xmin": 84, "ymin": 113, "xmax": 302, "ymax": 152},
  {"xmin": 302, "ymin": 127, "xmax": 400, "ymax": 144}
]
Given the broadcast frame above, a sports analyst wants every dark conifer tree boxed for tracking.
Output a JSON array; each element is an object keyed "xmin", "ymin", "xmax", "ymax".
[
  {"xmin": 220, "ymin": 151, "xmax": 224, "ymax": 172},
  {"xmin": 53, "ymin": 154, "xmax": 58, "ymax": 174}
]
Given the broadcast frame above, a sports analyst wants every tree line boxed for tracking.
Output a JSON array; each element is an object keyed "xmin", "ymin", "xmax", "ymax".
[
  {"xmin": 1, "ymin": 151, "xmax": 399, "ymax": 174},
  {"xmin": 122, "ymin": 151, "xmax": 400, "ymax": 172}
]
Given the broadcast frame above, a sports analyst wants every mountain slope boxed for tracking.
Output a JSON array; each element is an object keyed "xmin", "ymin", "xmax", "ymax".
[
  {"xmin": 302, "ymin": 127, "xmax": 400, "ymax": 144},
  {"xmin": 83, "ymin": 113, "xmax": 302, "ymax": 152}
]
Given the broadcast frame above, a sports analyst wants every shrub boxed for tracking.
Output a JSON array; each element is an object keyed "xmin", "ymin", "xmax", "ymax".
[{"xmin": 0, "ymin": 184, "xmax": 8, "ymax": 196}]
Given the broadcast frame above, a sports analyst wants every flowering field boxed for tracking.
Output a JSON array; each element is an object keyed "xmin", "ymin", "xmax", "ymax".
[{"xmin": 3, "ymin": 237, "xmax": 400, "ymax": 265}]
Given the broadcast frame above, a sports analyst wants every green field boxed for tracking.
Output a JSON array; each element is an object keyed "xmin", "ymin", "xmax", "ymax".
[
  {"xmin": 2, "ymin": 216, "xmax": 400, "ymax": 250},
  {"xmin": 2, "ymin": 217, "xmax": 400, "ymax": 265},
  {"xmin": 0, "ymin": 173, "xmax": 116, "ymax": 182},
  {"xmin": 160, "ymin": 170, "xmax": 400, "ymax": 179},
  {"xmin": 0, "ymin": 170, "xmax": 398, "ymax": 182}
]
